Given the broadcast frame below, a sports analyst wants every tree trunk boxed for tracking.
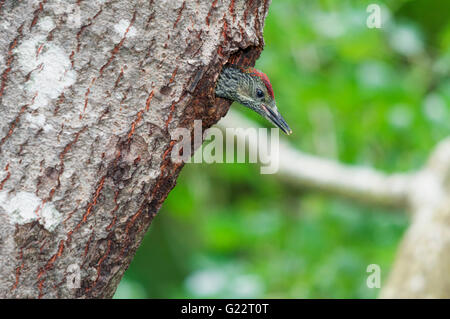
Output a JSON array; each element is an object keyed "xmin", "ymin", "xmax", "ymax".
[{"xmin": 0, "ymin": 0, "xmax": 268, "ymax": 298}]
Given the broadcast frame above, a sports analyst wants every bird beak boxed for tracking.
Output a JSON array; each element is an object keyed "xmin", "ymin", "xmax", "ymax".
[{"xmin": 261, "ymin": 104, "xmax": 292, "ymax": 135}]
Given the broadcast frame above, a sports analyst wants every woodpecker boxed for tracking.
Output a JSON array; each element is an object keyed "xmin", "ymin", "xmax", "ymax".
[{"xmin": 215, "ymin": 66, "xmax": 292, "ymax": 135}]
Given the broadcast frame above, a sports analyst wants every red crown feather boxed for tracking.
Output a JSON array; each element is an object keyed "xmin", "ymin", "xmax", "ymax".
[{"xmin": 242, "ymin": 67, "xmax": 275, "ymax": 99}]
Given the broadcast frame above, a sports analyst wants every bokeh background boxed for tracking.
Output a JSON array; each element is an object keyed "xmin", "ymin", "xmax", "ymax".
[{"xmin": 115, "ymin": 0, "xmax": 450, "ymax": 298}]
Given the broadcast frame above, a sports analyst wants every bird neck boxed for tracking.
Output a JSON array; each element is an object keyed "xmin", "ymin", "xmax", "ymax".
[{"xmin": 215, "ymin": 67, "xmax": 243, "ymax": 102}]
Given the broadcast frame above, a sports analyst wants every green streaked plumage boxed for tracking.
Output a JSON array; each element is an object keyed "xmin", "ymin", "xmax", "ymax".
[{"xmin": 215, "ymin": 66, "xmax": 292, "ymax": 135}]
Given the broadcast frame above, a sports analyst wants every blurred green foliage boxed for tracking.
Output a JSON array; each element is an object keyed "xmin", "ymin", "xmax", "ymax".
[{"xmin": 115, "ymin": 0, "xmax": 450, "ymax": 298}]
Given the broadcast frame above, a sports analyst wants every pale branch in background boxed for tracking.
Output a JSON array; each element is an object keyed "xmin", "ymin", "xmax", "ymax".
[
  {"xmin": 218, "ymin": 109, "xmax": 450, "ymax": 298},
  {"xmin": 218, "ymin": 110, "xmax": 415, "ymax": 209}
]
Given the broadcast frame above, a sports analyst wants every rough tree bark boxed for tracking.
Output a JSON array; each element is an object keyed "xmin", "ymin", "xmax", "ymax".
[
  {"xmin": 219, "ymin": 110, "xmax": 450, "ymax": 298},
  {"xmin": 0, "ymin": 0, "xmax": 269, "ymax": 298}
]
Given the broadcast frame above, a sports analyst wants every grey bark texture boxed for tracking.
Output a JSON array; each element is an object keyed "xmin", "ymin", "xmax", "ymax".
[{"xmin": 0, "ymin": 0, "xmax": 268, "ymax": 298}]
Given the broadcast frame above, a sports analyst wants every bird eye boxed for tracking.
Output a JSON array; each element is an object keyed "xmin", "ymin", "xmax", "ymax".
[{"xmin": 256, "ymin": 88, "xmax": 264, "ymax": 99}]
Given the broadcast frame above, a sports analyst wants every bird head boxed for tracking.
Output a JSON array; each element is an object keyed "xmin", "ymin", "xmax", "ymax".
[{"xmin": 215, "ymin": 66, "xmax": 292, "ymax": 135}]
